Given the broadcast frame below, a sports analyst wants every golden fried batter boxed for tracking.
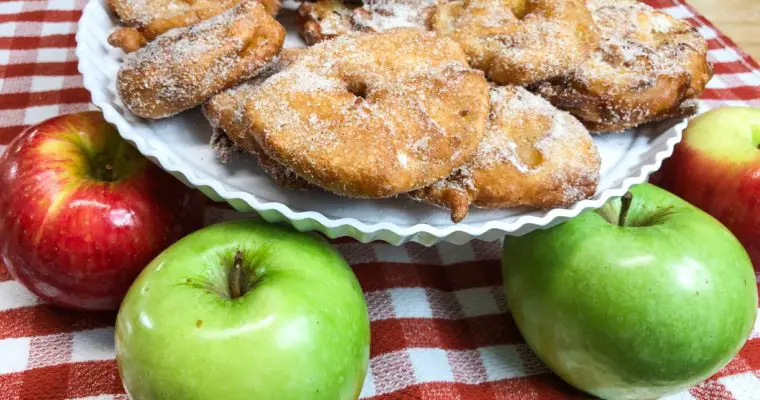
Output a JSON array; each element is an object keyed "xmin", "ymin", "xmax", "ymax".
[
  {"xmin": 117, "ymin": 0, "xmax": 285, "ymax": 119},
  {"xmin": 429, "ymin": 0, "xmax": 600, "ymax": 86},
  {"xmin": 296, "ymin": 0, "xmax": 438, "ymax": 45},
  {"xmin": 532, "ymin": 0, "xmax": 711, "ymax": 133},
  {"xmin": 107, "ymin": 27, "xmax": 147, "ymax": 53},
  {"xmin": 410, "ymin": 86, "xmax": 600, "ymax": 222},
  {"xmin": 107, "ymin": 0, "xmax": 281, "ymax": 53},
  {"xmin": 203, "ymin": 49, "xmax": 309, "ymax": 189},
  {"xmin": 243, "ymin": 29, "xmax": 490, "ymax": 198}
]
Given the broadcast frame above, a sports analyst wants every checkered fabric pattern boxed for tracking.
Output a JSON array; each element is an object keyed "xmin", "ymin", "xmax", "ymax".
[{"xmin": 1, "ymin": 0, "xmax": 760, "ymax": 399}]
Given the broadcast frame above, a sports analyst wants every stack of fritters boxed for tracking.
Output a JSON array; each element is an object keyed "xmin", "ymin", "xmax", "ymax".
[{"xmin": 110, "ymin": 0, "xmax": 711, "ymax": 222}]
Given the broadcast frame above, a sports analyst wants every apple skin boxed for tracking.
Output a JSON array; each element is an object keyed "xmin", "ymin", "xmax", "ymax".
[
  {"xmin": 657, "ymin": 107, "xmax": 760, "ymax": 270},
  {"xmin": 502, "ymin": 183, "xmax": 757, "ymax": 400},
  {"xmin": 115, "ymin": 220, "xmax": 370, "ymax": 400},
  {"xmin": 0, "ymin": 112, "xmax": 205, "ymax": 310}
]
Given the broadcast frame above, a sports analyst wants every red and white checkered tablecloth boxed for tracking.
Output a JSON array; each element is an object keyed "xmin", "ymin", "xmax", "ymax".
[{"xmin": 1, "ymin": 0, "xmax": 760, "ymax": 399}]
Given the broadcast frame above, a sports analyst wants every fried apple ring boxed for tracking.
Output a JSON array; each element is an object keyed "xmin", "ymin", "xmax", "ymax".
[
  {"xmin": 243, "ymin": 29, "xmax": 490, "ymax": 198},
  {"xmin": 203, "ymin": 49, "xmax": 309, "ymax": 189},
  {"xmin": 429, "ymin": 0, "xmax": 599, "ymax": 86},
  {"xmin": 532, "ymin": 0, "xmax": 711, "ymax": 133},
  {"xmin": 117, "ymin": 0, "xmax": 285, "ymax": 119},
  {"xmin": 107, "ymin": 0, "xmax": 281, "ymax": 53},
  {"xmin": 296, "ymin": 0, "xmax": 438, "ymax": 45},
  {"xmin": 410, "ymin": 86, "xmax": 600, "ymax": 222}
]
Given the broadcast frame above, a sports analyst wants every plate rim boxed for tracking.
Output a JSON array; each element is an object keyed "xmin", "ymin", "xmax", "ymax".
[{"xmin": 75, "ymin": 0, "xmax": 686, "ymax": 245}]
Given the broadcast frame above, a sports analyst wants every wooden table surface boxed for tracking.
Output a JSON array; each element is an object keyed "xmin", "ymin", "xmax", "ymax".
[{"xmin": 689, "ymin": 0, "xmax": 760, "ymax": 60}]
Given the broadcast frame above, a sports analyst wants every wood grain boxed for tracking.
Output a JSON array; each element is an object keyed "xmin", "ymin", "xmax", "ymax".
[{"xmin": 688, "ymin": 0, "xmax": 760, "ymax": 60}]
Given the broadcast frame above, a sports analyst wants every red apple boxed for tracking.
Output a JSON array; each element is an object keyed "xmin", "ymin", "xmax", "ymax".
[
  {"xmin": 657, "ymin": 107, "xmax": 760, "ymax": 270},
  {"xmin": 0, "ymin": 112, "xmax": 205, "ymax": 310}
]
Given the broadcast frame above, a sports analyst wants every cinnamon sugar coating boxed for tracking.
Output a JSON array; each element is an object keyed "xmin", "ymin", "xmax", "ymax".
[
  {"xmin": 107, "ymin": 0, "xmax": 280, "ymax": 52},
  {"xmin": 411, "ymin": 86, "xmax": 600, "ymax": 222},
  {"xmin": 117, "ymin": 0, "xmax": 285, "ymax": 119},
  {"xmin": 242, "ymin": 29, "xmax": 490, "ymax": 198},
  {"xmin": 203, "ymin": 49, "xmax": 309, "ymax": 189},
  {"xmin": 429, "ymin": 0, "xmax": 600, "ymax": 86},
  {"xmin": 532, "ymin": 0, "xmax": 711, "ymax": 132}
]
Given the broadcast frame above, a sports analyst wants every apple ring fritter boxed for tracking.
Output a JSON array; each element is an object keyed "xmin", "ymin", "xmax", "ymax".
[
  {"xmin": 203, "ymin": 49, "xmax": 309, "ymax": 189},
  {"xmin": 242, "ymin": 29, "xmax": 490, "ymax": 198},
  {"xmin": 410, "ymin": 86, "xmax": 600, "ymax": 223},
  {"xmin": 117, "ymin": 0, "xmax": 285, "ymax": 119},
  {"xmin": 296, "ymin": 0, "xmax": 439, "ymax": 45},
  {"xmin": 531, "ymin": 0, "xmax": 712, "ymax": 133},
  {"xmin": 107, "ymin": 0, "xmax": 280, "ymax": 53},
  {"xmin": 428, "ymin": 0, "xmax": 600, "ymax": 86}
]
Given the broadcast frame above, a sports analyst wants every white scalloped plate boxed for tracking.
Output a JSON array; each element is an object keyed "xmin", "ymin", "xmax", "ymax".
[{"xmin": 75, "ymin": 0, "xmax": 690, "ymax": 246}]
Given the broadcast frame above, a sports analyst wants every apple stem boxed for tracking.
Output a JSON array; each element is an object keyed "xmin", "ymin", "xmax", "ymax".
[
  {"xmin": 105, "ymin": 164, "xmax": 114, "ymax": 181},
  {"xmin": 229, "ymin": 250, "xmax": 243, "ymax": 299},
  {"xmin": 618, "ymin": 192, "xmax": 633, "ymax": 227}
]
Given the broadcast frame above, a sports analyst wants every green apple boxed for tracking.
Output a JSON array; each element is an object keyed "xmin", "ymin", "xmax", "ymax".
[
  {"xmin": 502, "ymin": 183, "xmax": 757, "ymax": 400},
  {"xmin": 115, "ymin": 220, "xmax": 370, "ymax": 400}
]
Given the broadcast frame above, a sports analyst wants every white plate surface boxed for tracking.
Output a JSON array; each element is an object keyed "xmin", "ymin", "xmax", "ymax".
[{"xmin": 76, "ymin": 0, "xmax": 688, "ymax": 246}]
